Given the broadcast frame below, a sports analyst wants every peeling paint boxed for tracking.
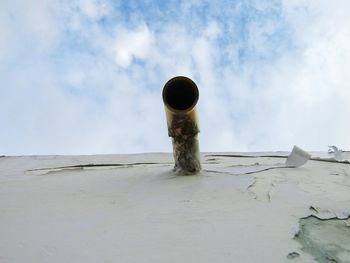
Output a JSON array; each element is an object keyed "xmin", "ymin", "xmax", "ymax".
[
  {"xmin": 247, "ymin": 178, "xmax": 276, "ymax": 202},
  {"xmin": 295, "ymin": 215, "xmax": 350, "ymax": 263},
  {"xmin": 1, "ymin": 152, "xmax": 350, "ymax": 263},
  {"xmin": 287, "ymin": 251, "xmax": 300, "ymax": 259}
]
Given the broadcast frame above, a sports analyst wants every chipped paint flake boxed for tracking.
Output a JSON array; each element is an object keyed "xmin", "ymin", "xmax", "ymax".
[{"xmin": 295, "ymin": 215, "xmax": 350, "ymax": 263}]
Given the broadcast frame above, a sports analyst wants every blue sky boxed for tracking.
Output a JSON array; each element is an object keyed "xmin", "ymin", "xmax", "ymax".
[{"xmin": 1, "ymin": 0, "xmax": 349, "ymax": 155}]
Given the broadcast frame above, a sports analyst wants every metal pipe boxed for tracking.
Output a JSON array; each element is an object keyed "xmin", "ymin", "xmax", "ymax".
[{"xmin": 162, "ymin": 76, "xmax": 201, "ymax": 174}]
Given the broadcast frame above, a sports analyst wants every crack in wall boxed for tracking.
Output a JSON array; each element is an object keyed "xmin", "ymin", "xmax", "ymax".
[
  {"xmin": 246, "ymin": 178, "xmax": 276, "ymax": 202},
  {"xmin": 205, "ymin": 154, "xmax": 288, "ymax": 159},
  {"xmin": 205, "ymin": 154, "xmax": 350, "ymax": 165},
  {"xmin": 26, "ymin": 162, "xmax": 172, "ymax": 175},
  {"xmin": 203, "ymin": 165, "xmax": 290, "ymax": 176},
  {"xmin": 27, "ymin": 162, "xmax": 162, "ymax": 171}
]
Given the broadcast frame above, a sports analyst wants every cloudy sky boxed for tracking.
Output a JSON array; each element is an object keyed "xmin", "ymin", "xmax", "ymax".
[{"xmin": 1, "ymin": 0, "xmax": 349, "ymax": 155}]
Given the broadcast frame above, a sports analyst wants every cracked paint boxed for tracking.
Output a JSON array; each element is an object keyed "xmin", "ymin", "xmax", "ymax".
[{"xmin": 0, "ymin": 151, "xmax": 349, "ymax": 263}]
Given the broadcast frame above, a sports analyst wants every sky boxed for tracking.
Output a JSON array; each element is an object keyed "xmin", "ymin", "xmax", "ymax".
[{"xmin": 1, "ymin": 0, "xmax": 349, "ymax": 155}]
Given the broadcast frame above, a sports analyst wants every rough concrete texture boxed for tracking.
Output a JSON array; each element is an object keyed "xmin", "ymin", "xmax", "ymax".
[{"xmin": 0, "ymin": 151, "xmax": 349, "ymax": 262}]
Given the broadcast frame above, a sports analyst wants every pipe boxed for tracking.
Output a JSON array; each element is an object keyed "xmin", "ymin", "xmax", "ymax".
[{"xmin": 162, "ymin": 76, "xmax": 201, "ymax": 174}]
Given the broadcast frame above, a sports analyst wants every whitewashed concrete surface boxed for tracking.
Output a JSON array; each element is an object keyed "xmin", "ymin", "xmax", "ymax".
[{"xmin": 0, "ymin": 152, "xmax": 349, "ymax": 263}]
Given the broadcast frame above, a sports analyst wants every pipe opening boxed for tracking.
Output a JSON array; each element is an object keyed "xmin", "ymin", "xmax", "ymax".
[{"xmin": 163, "ymin": 77, "xmax": 199, "ymax": 111}]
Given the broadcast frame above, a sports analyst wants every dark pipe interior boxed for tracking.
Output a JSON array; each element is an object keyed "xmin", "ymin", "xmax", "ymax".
[{"xmin": 164, "ymin": 78, "xmax": 198, "ymax": 111}]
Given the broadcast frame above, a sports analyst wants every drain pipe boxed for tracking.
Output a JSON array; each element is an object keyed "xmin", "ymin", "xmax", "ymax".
[{"xmin": 162, "ymin": 76, "xmax": 201, "ymax": 174}]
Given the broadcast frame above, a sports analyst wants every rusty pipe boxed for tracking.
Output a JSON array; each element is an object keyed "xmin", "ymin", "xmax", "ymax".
[{"xmin": 162, "ymin": 76, "xmax": 201, "ymax": 174}]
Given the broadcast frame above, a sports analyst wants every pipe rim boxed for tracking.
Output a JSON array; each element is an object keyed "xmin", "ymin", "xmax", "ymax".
[{"xmin": 162, "ymin": 76, "xmax": 199, "ymax": 113}]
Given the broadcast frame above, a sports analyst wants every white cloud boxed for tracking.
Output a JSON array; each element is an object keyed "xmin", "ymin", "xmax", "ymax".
[
  {"xmin": 0, "ymin": 0, "xmax": 60, "ymax": 53},
  {"xmin": 113, "ymin": 25, "xmax": 154, "ymax": 68},
  {"xmin": 0, "ymin": 0, "xmax": 349, "ymax": 155},
  {"xmin": 78, "ymin": 0, "xmax": 111, "ymax": 20},
  {"xmin": 0, "ymin": 16, "xmax": 9, "ymax": 61}
]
